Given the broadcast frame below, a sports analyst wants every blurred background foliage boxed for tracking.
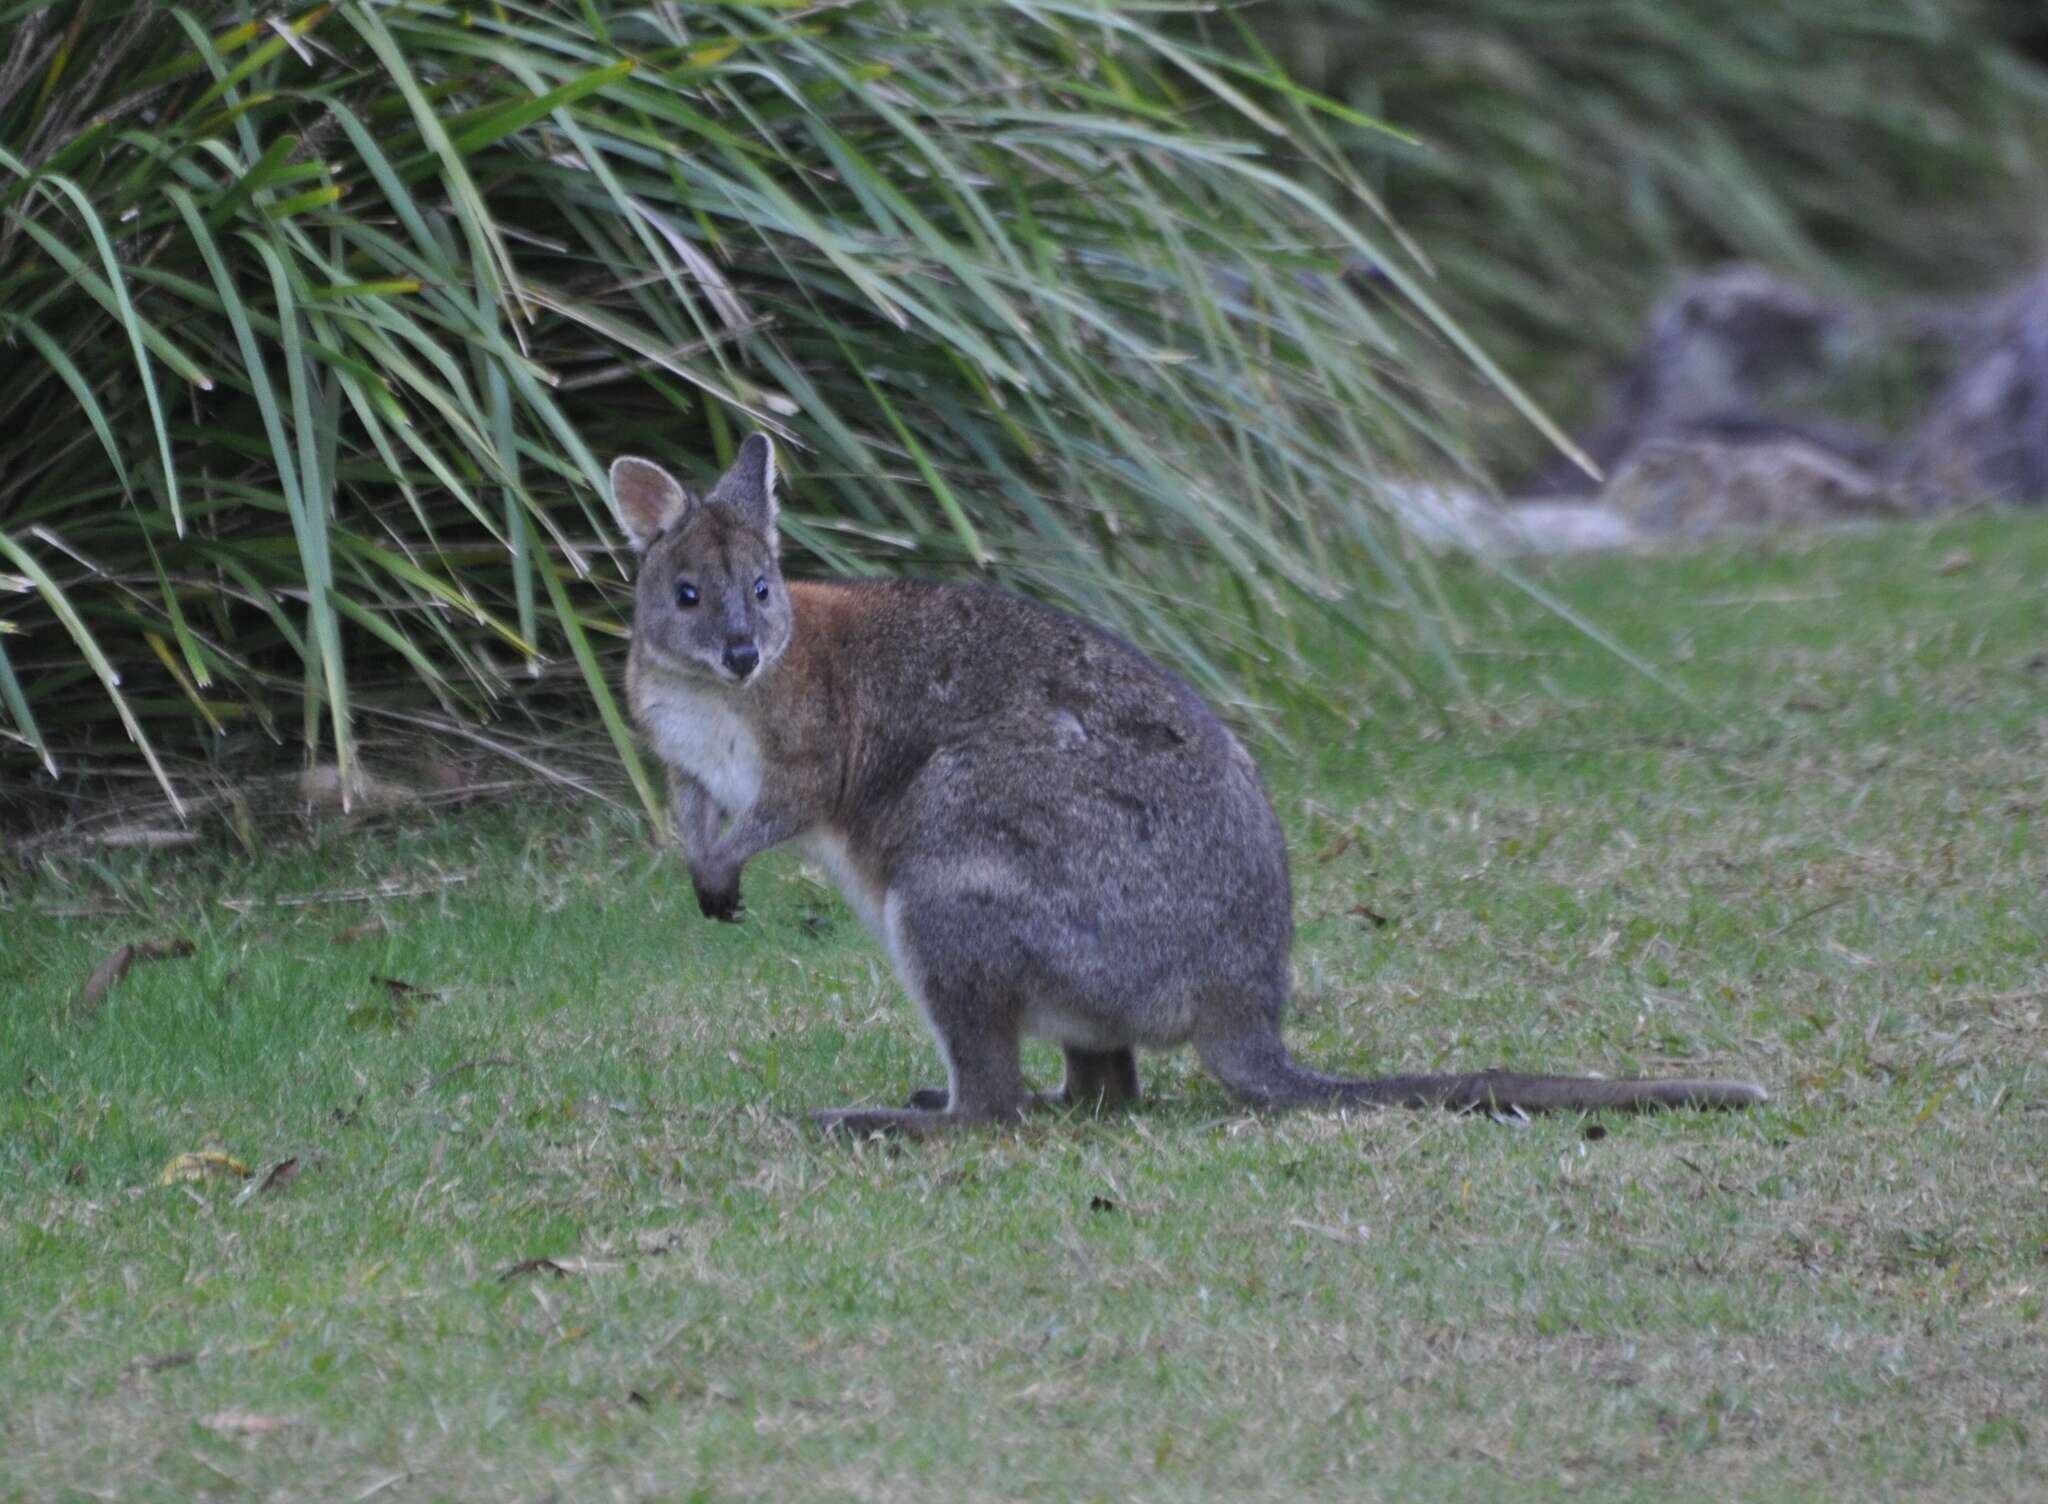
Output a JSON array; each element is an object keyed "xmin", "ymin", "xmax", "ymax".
[
  {"xmin": 2, "ymin": 0, "xmax": 2044, "ymax": 828},
  {"xmin": 1219, "ymin": 0, "xmax": 2048, "ymax": 481}
]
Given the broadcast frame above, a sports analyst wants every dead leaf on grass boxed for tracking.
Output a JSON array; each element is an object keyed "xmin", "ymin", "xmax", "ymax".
[
  {"xmin": 332, "ymin": 919, "xmax": 388, "ymax": 945},
  {"xmin": 200, "ymin": 1409, "xmax": 293, "ymax": 1437},
  {"xmin": 1347, "ymin": 903, "xmax": 1389, "ymax": 929},
  {"xmin": 159, "ymin": 1151, "xmax": 252, "ymax": 1186},
  {"xmin": 497, "ymin": 1257, "xmax": 571, "ymax": 1282},
  {"xmin": 72, "ymin": 938, "xmax": 195, "ymax": 1021},
  {"xmin": 233, "ymin": 1157, "xmax": 302, "ymax": 1207},
  {"xmin": 130, "ymin": 1350, "xmax": 197, "ymax": 1374},
  {"xmin": 1934, "ymin": 548, "xmax": 1976, "ymax": 576},
  {"xmin": 496, "ymin": 1255, "xmax": 619, "ymax": 1282},
  {"xmin": 344, "ymin": 976, "xmax": 442, "ymax": 1032}
]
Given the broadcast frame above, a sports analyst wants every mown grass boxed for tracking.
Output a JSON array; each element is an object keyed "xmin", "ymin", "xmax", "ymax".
[{"xmin": 4, "ymin": 514, "xmax": 2046, "ymax": 1502}]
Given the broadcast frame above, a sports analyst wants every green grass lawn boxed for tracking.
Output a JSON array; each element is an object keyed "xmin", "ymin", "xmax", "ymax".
[{"xmin": 4, "ymin": 515, "xmax": 2045, "ymax": 1502}]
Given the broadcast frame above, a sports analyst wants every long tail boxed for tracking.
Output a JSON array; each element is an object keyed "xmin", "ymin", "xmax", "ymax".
[{"xmin": 1199, "ymin": 1030, "xmax": 1766, "ymax": 1114}]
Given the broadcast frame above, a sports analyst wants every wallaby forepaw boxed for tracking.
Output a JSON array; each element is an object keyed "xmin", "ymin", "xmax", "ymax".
[
  {"xmin": 902, "ymin": 1086, "xmax": 950, "ymax": 1111},
  {"xmin": 694, "ymin": 881, "xmax": 743, "ymax": 922}
]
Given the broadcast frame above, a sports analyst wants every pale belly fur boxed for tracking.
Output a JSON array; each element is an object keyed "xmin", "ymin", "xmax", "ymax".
[
  {"xmin": 642, "ymin": 684, "xmax": 762, "ymax": 815},
  {"xmin": 801, "ymin": 828, "xmax": 886, "ymax": 939}
]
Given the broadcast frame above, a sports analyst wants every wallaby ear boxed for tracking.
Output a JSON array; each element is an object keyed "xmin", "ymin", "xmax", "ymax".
[
  {"xmin": 707, "ymin": 432, "xmax": 779, "ymax": 534},
  {"xmin": 609, "ymin": 456, "xmax": 696, "ymax": 551}
]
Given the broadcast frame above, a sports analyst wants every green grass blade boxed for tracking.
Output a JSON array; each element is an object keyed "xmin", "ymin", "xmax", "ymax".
[
  {"xmin": 0, "ymin": 528, "xmax": 183, "ymax": 814},
  {"xmin": 0, "ymin": 630, "xmax": 55, "ymax": 778}
]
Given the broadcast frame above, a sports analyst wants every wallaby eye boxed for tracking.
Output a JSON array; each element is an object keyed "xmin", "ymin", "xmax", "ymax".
[
  {"xmin": 753, "ymin": 577, "xmax": 769, "ymax": 602},
  {"xmin": 675, "ymin": 581, "xmax": 699, "ymax": 609}
]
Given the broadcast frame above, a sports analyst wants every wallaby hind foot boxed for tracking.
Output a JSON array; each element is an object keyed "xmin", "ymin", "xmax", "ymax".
[
  {"xmin": 902, "ymin": 1046, "xmax": 1140, "ymax": 1114},
  {"xmin": 814, "ymin": 1104, "xmax": 1024, "ymax": 1139}
]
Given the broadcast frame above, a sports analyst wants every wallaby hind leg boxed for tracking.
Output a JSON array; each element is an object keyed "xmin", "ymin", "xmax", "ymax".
[
  {"xmin": 818, "ymin": 1012, "xmax": 1028, "ymax": 1136},
  {"xmin": 818, "ymin": 890, "xmax": 1033, "ymax": 1136},
  {"xmin": 1059, "ymin": 1047, "xmax": 1140, "ymax": 1109}
]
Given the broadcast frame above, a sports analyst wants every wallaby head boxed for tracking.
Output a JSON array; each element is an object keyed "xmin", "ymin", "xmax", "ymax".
[{"xmin": 611, "ymin": 434, "xmax": 792, "ymax": 685}]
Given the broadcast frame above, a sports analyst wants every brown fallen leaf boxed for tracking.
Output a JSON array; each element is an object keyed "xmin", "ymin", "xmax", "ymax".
[
  {"xmin": 332, "ymin": 918, "xmax": 388, "ymax": 945},
  {"xmin": 497, "ymin": 1257, "xmax": 571, "ymax": 1282},
  {"xmin": 159, "ymin": 1151, "xmax": 252, "ymax": 1187},
  {"xmin": 199, "ymin": 1409, "xmax": 293, "ymax": 1437},
  {"xmin": 234, "ymin": 1157, "xmax": 302, "ymax": 1207},
  {"xmin": 1347, "ymin": 903, "xmax": 1389, "ymax": 929},
  {"xmin": 72, "ymin": 938, "xmax": 195, "ymax": 1022},
  {"xmin": 130, "ymin": 1350, "xmax": 197, "ymax": 1374},
  {"xmin": 1934, "ymin": 548, "xmax": 1975, "ymax": 576},
  {"xmin": 495, "ymin": 1254, "xmax": 620, "ymax": 1282},
  {"xmin": 372, "ymin": 975, "xmax": 439, "ymax": 998}
]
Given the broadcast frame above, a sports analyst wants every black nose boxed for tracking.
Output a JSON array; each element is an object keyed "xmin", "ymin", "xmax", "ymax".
[{"xmin": 723, "ymin": 641, "xmax": 760, "ymax": 679}]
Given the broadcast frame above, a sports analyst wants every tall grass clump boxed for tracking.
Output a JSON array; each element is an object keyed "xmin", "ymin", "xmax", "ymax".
[
  {"xmin": 1233, "ymin": 0, "xmax": 2048, "ymax": 475},
  {"xmin": 0, "ymin": 0, "xmax": 1544, "ymax": 827}
]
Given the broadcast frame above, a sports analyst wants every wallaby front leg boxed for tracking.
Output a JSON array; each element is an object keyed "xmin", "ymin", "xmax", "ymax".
[
  {"xmin": 670, "ymin": 773, "xmax": 722, "ymax": 857},
  {"xmin": 669, "ymin": 775, "xmax": 739, "ymax": 921},
  {"xmin": 692, "ymin": 801, "xmax": 803, "ymax": 922}
]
